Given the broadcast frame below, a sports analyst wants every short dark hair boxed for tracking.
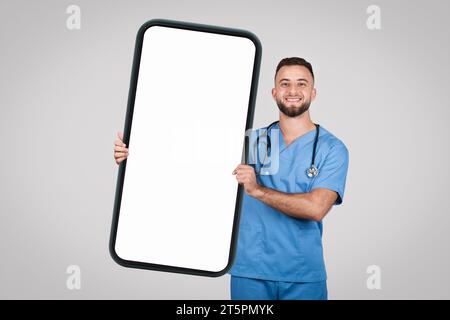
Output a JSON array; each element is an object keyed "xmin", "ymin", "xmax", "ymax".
[{"xmin": 275, "ymin": 57, "xmax": 314, "ymax": 82}]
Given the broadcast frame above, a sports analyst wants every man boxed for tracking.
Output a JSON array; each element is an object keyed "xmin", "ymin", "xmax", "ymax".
[
  {"xmin": 229, "ymin": 57, "xmax": 349, "ymax": 300},
  {"xmin": 113, "ymin": 57, "xmax": 349, "ymax": 300}
]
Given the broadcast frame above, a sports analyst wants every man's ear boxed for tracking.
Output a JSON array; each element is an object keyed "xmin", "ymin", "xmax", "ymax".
[
  {"xmin": 271, "ymin": 87, "xmax": 277, "ymax": 100},
  {"xmin": 311, "ymin": 87, "xmax": 317, "ymax": 101}
]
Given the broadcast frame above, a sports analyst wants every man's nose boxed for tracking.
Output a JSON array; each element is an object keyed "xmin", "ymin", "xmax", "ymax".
[{"xmin": 289, "ymin": 86, "xmax": 299, "ymax": 95}]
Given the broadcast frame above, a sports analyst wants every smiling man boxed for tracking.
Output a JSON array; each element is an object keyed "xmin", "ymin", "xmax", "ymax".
[{"xmin": 229, "ymin": 57, "xmax": 349, "ymax": 300}]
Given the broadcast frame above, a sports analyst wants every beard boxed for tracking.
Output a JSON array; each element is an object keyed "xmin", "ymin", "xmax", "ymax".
[{"xmin": 276, "ymin": 97, "xmax": 311, "ymax": 118}]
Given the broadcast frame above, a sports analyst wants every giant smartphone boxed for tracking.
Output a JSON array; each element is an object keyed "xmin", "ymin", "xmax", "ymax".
[{"xmin": 109, "ymin": 19, "xmax": 261, "ymax": 276}]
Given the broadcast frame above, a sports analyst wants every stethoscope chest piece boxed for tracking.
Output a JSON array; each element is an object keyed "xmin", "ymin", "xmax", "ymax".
[{"xmin": 306, "ymin": 165, "xmax": 319, "ymax": 178}]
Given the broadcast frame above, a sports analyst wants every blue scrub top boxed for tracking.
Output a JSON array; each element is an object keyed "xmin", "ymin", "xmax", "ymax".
[{"xmin": 229, "ymin": 122, "xmax": 349, "ymax": 282}]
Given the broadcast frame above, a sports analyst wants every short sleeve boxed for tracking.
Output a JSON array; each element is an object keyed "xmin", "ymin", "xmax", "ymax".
[{"xmin": 310, "ymin": 143, "xmax": 349, "ymax": 205}]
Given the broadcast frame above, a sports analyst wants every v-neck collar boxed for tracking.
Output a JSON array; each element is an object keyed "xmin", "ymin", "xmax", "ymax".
[{"xmin": 274, "ymin": 122, "xmax": 318, "ymax": 154}]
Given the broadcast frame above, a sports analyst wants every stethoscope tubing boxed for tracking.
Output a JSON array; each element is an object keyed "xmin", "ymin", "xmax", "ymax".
[{"xmin": 255, "ymin": 121, "xmax": 320, "ymax": 177}]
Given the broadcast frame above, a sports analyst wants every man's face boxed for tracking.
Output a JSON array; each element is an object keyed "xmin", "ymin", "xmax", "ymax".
[{"xmin": 272, "ymin": 65, "xmax": 316, "ymax": 118}]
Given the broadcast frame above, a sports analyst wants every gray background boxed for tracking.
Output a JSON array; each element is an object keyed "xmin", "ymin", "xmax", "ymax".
[{"xmin": 1, "ymin": 0, "xmax": 449, "ymax": 299}]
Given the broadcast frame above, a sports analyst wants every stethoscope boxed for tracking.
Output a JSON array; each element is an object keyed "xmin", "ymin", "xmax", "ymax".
[{"xmin": 255, "ymin": 120, "xmax": 320, "ymax": 178}]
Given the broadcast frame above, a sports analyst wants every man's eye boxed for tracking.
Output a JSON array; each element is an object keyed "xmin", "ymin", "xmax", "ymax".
[
  {"xmin": 281, "ymin": 83, "xmax": 288, "ymax": 87},
  {"xmin": 300, "ymin": 83, "xmax": 306, "ymax": 87}
]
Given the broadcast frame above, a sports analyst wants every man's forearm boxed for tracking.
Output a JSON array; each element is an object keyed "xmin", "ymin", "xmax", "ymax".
[{"xmin": 250, "ymin": 185, "xmax": 323, "ymax": 221}]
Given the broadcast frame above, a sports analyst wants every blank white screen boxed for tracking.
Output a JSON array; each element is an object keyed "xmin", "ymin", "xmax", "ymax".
[{"xmin": 114, "ymin": 25, "xmax": 256, "ymax": 273}]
